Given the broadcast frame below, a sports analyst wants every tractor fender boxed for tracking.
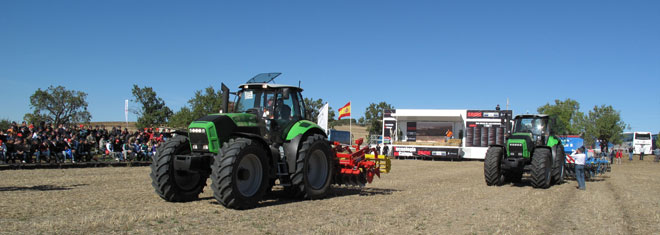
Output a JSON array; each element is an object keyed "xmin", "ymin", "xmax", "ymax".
[{"xmin": 282, "ymin": 125, "xmax": 327, "ymax": 174}]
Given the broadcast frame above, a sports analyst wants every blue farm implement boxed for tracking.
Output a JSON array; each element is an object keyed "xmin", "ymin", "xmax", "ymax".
[{"xmin": 564, "ymin": 154, "xmax": 611, "ymax": 180}]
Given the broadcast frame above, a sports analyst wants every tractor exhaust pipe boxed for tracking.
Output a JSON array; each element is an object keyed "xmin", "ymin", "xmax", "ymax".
[{"xmin": 221, "ymin": 83, "xmax": 230, "ymax": 113}]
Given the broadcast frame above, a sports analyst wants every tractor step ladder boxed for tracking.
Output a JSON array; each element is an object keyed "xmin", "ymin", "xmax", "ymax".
[{"xmin": 275, "ymin": 160, "xmax": 291, "ymax": 186}]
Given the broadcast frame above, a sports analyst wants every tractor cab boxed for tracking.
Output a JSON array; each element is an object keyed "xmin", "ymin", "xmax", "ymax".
[
  {"xmin": 233, "ymin": 73, "xmax": 306, "ymax": 143},
  {"xmin": 512, "ymin": 115, "xmax": 551, "ymax": 147}
]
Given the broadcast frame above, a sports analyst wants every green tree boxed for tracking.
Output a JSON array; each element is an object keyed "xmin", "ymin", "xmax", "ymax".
[
  {"xmin": 579, "ymin": 105, "xmax": 627, "ymax": 151},
  {"xmin": 657, "ymin": 131, "xmax": 660, "ymax": 148},
  {"xmin": 169, "ymin": 86, "xmax": 225, "ymax": 128},
  {"xmin": 364, "ymin": 102, "xmax": 394, "ymax": 135},
  {"xmin": 168, "ymin": 107, "xmax": 194, "ymax": 129},
  {"xmin": 0, "ymin": 118, "xmax": 12, "ymax": 131},
  {"xmin": 131, "ymin": 85, "xmax": 173, "ymax": 129},
  {"xmin": 537, "ymin": 98, "xmax": 584, "ymax": 135},
  {"xmin": 303, "ymin": 98, "xmax": 336, "ymax": 127},
  {"xmin": 24, "ymin": 85, "xmax": 91, "ymax": 126}
]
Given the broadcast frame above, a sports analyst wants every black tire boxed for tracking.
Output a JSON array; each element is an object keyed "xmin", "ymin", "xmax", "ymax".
[
  {"xmin": 150, "ymin": 135, "xmax": 209, "ymax": 202},
  {"xmin": 211, "ymin": 138, "xmax": 269, "ymax": 209},
  {"xmin": 551, "ymin": 146, "xmax": 566, "ymax": 185},
  {"xmin": 289, "ymin": 134, "xmax": 333, "ymax": 199},
  {"xmin": 530, "ymin": 148, "xmax": 552, "ymax": 189},
  {"xmin": 484, "ymin": 146, "xmax": 504, "ymax": 186}
]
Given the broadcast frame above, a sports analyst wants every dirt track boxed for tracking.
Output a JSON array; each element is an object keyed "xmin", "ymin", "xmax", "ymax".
[{"xmin": 1, "ymin": 159, "xmax": 659, "ymax": 234}]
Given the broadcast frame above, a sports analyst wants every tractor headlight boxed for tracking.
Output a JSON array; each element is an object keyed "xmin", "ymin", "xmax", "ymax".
[
  {"xmin": 189, "ymin": 128, "xmax": 206, "ymax": 134},
  {"xmin": 203, "ymin": 145, "xmax": 209, "ymax": 150}
]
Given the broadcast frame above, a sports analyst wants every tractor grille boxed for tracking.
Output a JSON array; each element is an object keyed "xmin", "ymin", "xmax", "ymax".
[
  {"xmin": 189, "ymin": 133, "xmax": 209, "ymax": 152},
  {"xmin": 509, "ymin": 143, "xmax": 524, "ymax": 157}
]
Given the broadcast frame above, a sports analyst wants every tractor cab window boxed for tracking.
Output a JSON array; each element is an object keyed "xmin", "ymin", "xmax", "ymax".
[
  {"xmin": 514, "ymin": 117, "xmax": 548, "ymax": 136},
  {"xmin": 274, "ymin": 90, "xmax": 302, "ymax": 121},
  {"xmin": 235, "ymin": 89, "xmax": 276, "ymax": 118}
]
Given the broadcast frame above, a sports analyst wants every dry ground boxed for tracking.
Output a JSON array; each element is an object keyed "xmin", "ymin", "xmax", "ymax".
[{"xmin": 1, "ymin": 157, "xmax": 659, "ymax": 234}]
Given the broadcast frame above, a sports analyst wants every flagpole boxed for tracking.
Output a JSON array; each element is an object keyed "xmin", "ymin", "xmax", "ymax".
[{"xmin": 349, "ymin": 101, "xmax": 352, "ymax": 145}]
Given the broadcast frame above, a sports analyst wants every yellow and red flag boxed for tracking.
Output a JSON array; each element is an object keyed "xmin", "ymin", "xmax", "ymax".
[{"xmin": 338, "ymin": 102, "xmax": 351, "ymax": 119}]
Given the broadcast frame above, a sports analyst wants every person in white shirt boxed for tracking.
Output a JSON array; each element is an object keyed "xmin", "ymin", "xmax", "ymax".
[{"xmin": 573, "ymin": 147, "xmax": 587, "ymax": 190}]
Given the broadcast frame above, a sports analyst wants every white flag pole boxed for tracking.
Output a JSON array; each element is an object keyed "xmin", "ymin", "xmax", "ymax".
[{"xmin": 124, "ymin": 99, "xmax": 129, "ymax": 129}]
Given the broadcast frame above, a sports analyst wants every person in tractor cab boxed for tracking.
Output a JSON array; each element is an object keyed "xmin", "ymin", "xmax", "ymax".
[{"xmin": 275, "ymin": 99, "xmax": 291, "ymax": 121}]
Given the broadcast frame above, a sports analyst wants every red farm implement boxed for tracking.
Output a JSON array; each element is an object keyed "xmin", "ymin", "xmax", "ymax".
[{"xmin": 331, "ymin": 138, "xmax": 391, "ymax": 186}]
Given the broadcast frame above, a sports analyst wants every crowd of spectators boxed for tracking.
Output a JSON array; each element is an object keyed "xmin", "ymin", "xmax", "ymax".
[{"xmin": 0, "ymin": 121, "xmax": 171, "ymax": 164}]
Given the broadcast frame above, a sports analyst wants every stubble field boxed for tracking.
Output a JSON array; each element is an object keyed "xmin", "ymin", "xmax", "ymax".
[{"xmin": 1, "ymin": 157, "xmax": 659, "ymax": 234}]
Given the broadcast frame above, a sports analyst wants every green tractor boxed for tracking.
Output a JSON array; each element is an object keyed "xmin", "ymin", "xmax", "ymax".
[
  {"xmin": 484, "ymin": 114, "xmax": 566, "ymax": 188},
  {"xmin": 150, "ymin": 73, "xmax": 333, "ymax": 209}
]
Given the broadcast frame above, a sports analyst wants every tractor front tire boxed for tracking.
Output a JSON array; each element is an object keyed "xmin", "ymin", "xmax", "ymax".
[
  {"xmin": 290, "ymin": 134, "xmax": 333, "ymax": 199},
  {"xmin": 551, "ymin": 146, "xmax": 566, "ymax": 185},
  {"xmin": 484, "ymin": 146, "xmax": 504, "ymax": 186},
  {"xmin": 211, "ymin": 138, "xmax": 269, "ymax": 209},
  {"xmin": 530, "ymin": 148, "xmax": 552, "ymax": 189},
  {"xmin": 151, "ymin": 135, "xmax": 209, "ymax": 202}
]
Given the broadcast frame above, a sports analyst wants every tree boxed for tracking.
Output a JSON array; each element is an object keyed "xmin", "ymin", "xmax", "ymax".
[
  {"xmin": 169, "ymin": 86, "xmax": 225, "ymax": 128},
  {"xmin": 657, "ymin": 131, "xmax": 660, "ymax": 149},
  {"xmin": 579, "ymin": 105, "xmax": 627, "ymax": 151},
  {"xmin": 0, "ymin": 118, "xmax": 12, "ymax": 131},
  {"xmin": 131, "ymin": 85, "xmax": 173, "ymax": 129},
  {"xmin": 364, "ymin": 102, "xmax": 394, "ymax": 135},
  {"xmin": 303, "ymin": 98, "xmax": 336, "ymax": 127},
  {"xmin": 537, "ymin": 98, "xmax": 584, "ymax": 135},
  {"xmin": 168, "ymin": 107, "xmax": 194, "ymax": 129},
  {"xmin": 24, "ymin": 85, "xmax": 91, "ymax": 127}
]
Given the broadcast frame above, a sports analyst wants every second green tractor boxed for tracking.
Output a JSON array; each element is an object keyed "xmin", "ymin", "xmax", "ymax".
[{"xmin": 484, "ymin": 114, "xmax": 566, "ymax": 188}]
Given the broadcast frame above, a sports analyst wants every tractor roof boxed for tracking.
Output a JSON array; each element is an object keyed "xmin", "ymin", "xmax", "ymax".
[
  {"xmin": 515, "ymin": 114, "xmax": 549, "ymax": 119},
  {"xmin": 238, "ymin": 83, "xmax": 303, "ymax": 91},
  {"xmin": 238, "ymin": 72, "xmax": 303, "ymax": 91}
]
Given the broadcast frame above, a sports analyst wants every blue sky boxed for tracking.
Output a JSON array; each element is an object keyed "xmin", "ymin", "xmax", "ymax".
[{"xmin": 1, "ymin": 1, "xmax": 658, "ymax": 133}]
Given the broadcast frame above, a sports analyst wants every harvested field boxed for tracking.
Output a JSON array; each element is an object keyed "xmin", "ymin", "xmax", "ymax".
[{"xmin": 1, "ymin": 159, "xmax": 659, "ymax": 234}]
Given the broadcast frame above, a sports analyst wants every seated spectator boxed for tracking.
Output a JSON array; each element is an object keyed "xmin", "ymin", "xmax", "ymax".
[{"xmin": 0, "ymin": 140, "xmax": 6, "ymax": 164}]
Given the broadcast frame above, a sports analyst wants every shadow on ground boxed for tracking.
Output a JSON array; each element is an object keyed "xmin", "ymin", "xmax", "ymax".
[
  {"xmin": 0, "ymin": 184, "xmax": 88, "ymax": 192},
  {"xmin": 206, "ymin": 186, "xmax": 400, "ymax": 209}
]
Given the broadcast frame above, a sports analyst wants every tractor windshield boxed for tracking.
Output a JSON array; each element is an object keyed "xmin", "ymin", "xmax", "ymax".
[
  {"xmin": 234, "ymin": 89, "xmax": 275, "ymax": 114},
  {"xmin": 513, "ymin": 117, "xmax": 547, "ymax": 136}
]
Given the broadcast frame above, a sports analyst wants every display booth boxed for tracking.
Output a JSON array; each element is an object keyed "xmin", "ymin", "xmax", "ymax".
[{"xmin": 383, "ymin": 109, "xmax": 513, "ymax": 160}]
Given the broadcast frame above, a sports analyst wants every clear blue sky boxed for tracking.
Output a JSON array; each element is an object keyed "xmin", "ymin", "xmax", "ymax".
[{"xmin": 1, "ymin": 1, "xmax": 658, "ymax": 133}]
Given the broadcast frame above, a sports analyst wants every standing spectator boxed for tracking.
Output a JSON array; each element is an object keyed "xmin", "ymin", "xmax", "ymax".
[
  {"xmin": 628, "ymin": 147, "xmax": 633, "ymax": 162},
  {"xmin": 640, "ymin": 150, "xmax": 645, "ymax": 161},
  {"xmin": 608, "ymin": 149, "xmax": 614, "ymax": 164},
  {"xmin": 574, "ymin": 147, "xmax": 587, "ymax": 190},
  {"xmin": 383, "ymin": 144, "xmax": 390, "ymax": 157},
  {"xmin": 375, "ymin": 144, "xmax": 381, "ymax": 155},
  {"xmin": 615, "ymin": 149, "xmax": 622, "ymax": 165},
  {"xmin": 654, "ymin": 148, "xmax": 660, "ymax": 163}
]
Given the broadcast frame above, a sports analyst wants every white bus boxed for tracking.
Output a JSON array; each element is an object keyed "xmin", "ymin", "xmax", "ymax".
[{"xmin": 623, "ymin": 132, "xmax": 653, "ymax": 155}]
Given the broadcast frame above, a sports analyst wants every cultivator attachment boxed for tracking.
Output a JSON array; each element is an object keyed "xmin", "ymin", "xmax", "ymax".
[
  {"xmin": 331, "ymin": 138, "xmax": 391, "ymax": 187},
  {"xmin": 564, "ymin": 154, "xmax": 611, "ymax": 180}
]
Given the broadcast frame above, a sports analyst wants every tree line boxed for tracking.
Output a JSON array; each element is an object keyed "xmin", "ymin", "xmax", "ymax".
[{"xmin": 6, "ymin": 85, "xmax": 654, "ymax": 150}]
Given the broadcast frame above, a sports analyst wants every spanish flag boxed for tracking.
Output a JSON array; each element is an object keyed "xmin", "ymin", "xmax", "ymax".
[{"xmin": 338, "ymin": 102, "xmax": 351, "ymax": 119}]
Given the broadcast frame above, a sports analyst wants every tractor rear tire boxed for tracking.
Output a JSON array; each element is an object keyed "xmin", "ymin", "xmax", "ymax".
[
  {"xmin": 290, "ymin": 134, "xmax": 333, "ymax": 199},
  {"xmin": 484, "ymin": 146, "xmax": 504, "ymax": 186},
  {"xmin": 151, "ymin": 135, "xmax": 209, "ymax": 202},
  {"xmin": 211, "ymin": 138, "xmax": 269, "ymax": 209},
  {"xmin": 530, "ymin": 148, "xmax": 552, "ymax": 189},
  {"xmin": 551, "ymin": 146, "xmax": 566, "ymax": 185}
]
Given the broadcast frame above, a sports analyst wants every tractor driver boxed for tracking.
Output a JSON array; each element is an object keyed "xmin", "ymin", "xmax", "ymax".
[{"xmin": 275, "ymin": 99, "xmax": 291, "ymax": 121}]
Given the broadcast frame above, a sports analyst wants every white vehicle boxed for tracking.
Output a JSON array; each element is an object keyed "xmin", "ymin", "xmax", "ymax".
[{"xmin": 623, "ymin": 132, "xmax": 653, "ymax": 155}]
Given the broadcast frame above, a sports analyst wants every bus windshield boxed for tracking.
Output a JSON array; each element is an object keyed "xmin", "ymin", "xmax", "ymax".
[{"xmin": 635, "ymin": 133, "xmax": 651, "ymax": 140}]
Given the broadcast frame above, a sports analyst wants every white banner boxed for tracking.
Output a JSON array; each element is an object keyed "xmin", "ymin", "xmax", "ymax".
[
  {"xmin": 125, "ymin": 99, "xmax": 129, "ymax": 123},
  {"xmin": 317, "ymin": 103, "xmax": 329, "ymax": 133}
]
